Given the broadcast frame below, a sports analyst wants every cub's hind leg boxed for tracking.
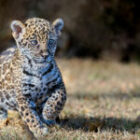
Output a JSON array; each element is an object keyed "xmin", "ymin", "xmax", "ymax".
[
  {"xmin": 0, "ymin": 90, "xmax": 17, "ymax": 120},
  {"xmin": 0, "ymin": 107, "xmax": 7, "ymax": 120},
  {"xmin": 0, "ymin": 91, "xmax": 10, "ymax": 120},
  {"xmin": 42, "ymin": 88, "xmax": 66, "ymax": 126},
  {"xmin": 0, "ymin": 91, "xmax": 8, "ymax": 120}
]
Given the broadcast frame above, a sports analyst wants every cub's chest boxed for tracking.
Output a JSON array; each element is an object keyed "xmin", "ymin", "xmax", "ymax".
[{"xmin": 21, "ymin": 62, "xmax": 59, "ymax": 101}]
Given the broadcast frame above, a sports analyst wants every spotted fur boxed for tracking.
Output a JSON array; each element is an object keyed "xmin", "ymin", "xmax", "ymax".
[{"xmin": 0, "ymin": 17, "xmax": 66, "ymax": 138}]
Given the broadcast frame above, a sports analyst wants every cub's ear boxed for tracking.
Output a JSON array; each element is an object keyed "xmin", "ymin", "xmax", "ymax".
[
  {"xmin": 10, "ymin": 20, "xmax": 25, "ymax": 39},
  {"xmin": 52, "ymin": 18, "xmax": 64, "ymax": 36}
]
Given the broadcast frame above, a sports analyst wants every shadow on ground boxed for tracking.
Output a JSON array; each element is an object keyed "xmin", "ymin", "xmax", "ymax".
[{"xmin": 59, "ymin": 115, "xmax": 140, "ymax": 133}]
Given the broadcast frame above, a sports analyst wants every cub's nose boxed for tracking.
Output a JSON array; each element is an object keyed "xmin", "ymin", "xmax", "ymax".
[{"xmin": 40, "ymin": 50, "xmax": 48, "ymax": 58}]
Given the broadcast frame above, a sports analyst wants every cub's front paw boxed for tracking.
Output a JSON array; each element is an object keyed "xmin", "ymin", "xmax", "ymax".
[{"xmin": 33, "ymin": 127, "xmax": 48, "ymax": 138}]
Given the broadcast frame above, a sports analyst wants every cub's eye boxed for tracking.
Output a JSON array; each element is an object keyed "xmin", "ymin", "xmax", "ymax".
[
  {"xmin": 31, "ymin": 40, "xmax": 38, "ymax": 46},
  {"xmin": 48, "ymin": 39, "xmax": 56, "ymax": 46}
]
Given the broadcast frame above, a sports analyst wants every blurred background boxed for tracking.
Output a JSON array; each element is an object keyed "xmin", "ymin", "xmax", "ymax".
[
  {"xmin": 0, "ymin": 0, "xmax": 140, "ymax": 62},
  {"xmin": 1, "ymin": 1, "xmax": 140, "ymax": 139}
]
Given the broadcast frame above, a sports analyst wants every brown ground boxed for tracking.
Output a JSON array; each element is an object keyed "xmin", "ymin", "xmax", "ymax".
[{"xmin": 0, "ymin": 58, "xmax": 140, "ymax": 140}]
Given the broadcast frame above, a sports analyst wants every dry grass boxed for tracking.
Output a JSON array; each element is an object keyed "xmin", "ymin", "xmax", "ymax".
[{"xmin": 1, "ymin": 58, "xmax": 140, "ymax": 140}]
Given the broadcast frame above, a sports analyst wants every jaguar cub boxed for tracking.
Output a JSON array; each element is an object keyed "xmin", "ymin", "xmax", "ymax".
[{"xmin": 0, "ymin": 17, "xmax": 66, "ymax": 138}]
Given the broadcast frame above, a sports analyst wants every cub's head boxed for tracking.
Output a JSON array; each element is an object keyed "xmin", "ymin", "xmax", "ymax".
[{"xmin": 11, "ymin": 17, "xmax": 64, "ymax": 62}]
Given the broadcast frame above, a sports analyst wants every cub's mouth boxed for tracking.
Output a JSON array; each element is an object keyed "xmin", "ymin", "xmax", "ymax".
[
  {"xmin": 33, "ymin": 57, "xmax": 47, "ymax": 63},
  {"xmin": 33, "ymin": 52, "xmax": 49, "ymax": 63}
]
